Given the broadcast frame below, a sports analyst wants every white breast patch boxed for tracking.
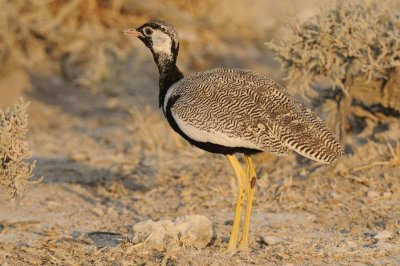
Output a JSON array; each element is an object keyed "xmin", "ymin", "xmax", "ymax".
[
  {"xmin": 171, "ymin": 112, "xmax": 262, "ymax": 149},
  {"xmin": 163, "ymin": 82, "xmax": 179, "ymax": 114}
]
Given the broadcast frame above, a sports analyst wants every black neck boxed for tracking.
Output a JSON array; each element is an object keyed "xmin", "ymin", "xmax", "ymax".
[{"xmin": 154, "ymin": 52, "xmax": 184, "ymax": 108}]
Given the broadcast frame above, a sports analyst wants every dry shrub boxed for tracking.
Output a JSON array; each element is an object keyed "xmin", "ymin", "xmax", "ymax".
[
  {"xmin": 268, "ymin": 1, "xmax": 400, "ymax": 138},
  {"xmin": 0, "ymin": 99, "xmax": 40, "ymax": 198},
  {"xmin": 0, "ymin": 0, "xmax": 134, "ymax": 91},
  {"xmin": 1, "ymin": 0, "xmax": 280, "ymax": 86},
  {"xmin": 352, "ymin": 141, "xmax": 400, "ymax": 172}
]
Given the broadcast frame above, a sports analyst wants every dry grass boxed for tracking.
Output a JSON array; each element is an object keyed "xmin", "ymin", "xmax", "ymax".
[
  {"xmin": 0, "ymin": 99, "xmax": 40, "ymax": 198},
  {"xmin": 268, "ymin": 0, "xmax": 400, "ymax": 94},
  {"xmin": 0, "ymin": 0, "xmax": 283, "ymax": 92},
  {"xmin": 0, "ymin": 0, "xmax": 134, "ymax": 91},
  {"xmin": 352, "ymin": 141, "xmax": 400, "ymax": 172},
  {"xmin": 268, "ymin": 0, "xmax": 400, "ymax": 138}
]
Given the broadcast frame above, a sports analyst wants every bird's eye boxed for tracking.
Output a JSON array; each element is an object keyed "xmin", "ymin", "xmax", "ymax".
[{"xmin": 144, "ymin": 27, "xmax": 153, "ymax": 36}]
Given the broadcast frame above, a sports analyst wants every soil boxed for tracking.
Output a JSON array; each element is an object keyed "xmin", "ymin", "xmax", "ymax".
[{"xmin": 0, "ymin": 1, "xmax": 399, "ymax": 265}]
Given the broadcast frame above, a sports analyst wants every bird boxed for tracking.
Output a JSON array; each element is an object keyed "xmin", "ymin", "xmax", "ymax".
[{"xmin": 123, "ymin": 19, "xmax": 344, "ymax": 252}]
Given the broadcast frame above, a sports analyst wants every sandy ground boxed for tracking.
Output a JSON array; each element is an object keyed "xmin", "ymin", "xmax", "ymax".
[{"xmin": 1, "ymin": 1, "xmax": 400, "ymax": 265}]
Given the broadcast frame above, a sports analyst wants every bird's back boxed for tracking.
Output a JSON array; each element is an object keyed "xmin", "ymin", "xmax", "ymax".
[{"xmin": 165, "ymin": 68, "xmax": 343, "ymax": 163}]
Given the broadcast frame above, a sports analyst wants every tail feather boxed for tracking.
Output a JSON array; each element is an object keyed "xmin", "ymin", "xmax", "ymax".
[{"xmin": 277, "ymin": 100, "xmax": 344, "ymax": 164}]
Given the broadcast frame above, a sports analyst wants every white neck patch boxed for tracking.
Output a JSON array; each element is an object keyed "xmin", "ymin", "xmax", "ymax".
[{"xmin": 152, "ymin": 30, "xmax": 173, "ymax": 57}]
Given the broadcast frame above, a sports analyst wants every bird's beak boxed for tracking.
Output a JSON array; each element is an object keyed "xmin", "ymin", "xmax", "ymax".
[{"xmin": 122, "ymin": 29, "xmax": 143, "ymax": 37}]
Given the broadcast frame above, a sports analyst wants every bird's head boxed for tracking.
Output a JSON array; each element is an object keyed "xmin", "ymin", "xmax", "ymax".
[{"xmin": 123, "ymin": 20, "xmax": 179, "ymax": 64}]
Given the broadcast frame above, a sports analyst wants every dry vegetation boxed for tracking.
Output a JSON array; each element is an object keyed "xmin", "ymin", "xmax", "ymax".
[
  {"xmin": 268, "ymin": 1, "xmax": 400, "ymax": 138},
  {"xmin": 0, "ymin": 0, "xmax": 137, "ymax": 92},
  {"xmin": 0, "ymin": 0, "xmax": 399, "ymax": 265},
  {"xmin": 0, "ymin": 100, "xmax": 39, "ymax": 198}
]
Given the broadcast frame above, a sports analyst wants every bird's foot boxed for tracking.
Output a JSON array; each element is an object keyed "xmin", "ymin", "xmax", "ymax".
[
  {"xmin": 225, "ymin": 241, "xmax": 249, "ymax": 254},
  {"xmin": 226, "ymin": 244, "xmax": 237, "ymax": 254},
  {"xmin": 237, "ymin": 242, "xmax": 249, "ymax": 252}
]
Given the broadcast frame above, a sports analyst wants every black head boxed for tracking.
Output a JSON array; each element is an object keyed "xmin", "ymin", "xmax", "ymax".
[{"xmin": 123, "ymin": 20, "xmax": 180, "ymax": 64}]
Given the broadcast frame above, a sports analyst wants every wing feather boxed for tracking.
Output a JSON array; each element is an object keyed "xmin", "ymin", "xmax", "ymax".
[{"xmin": 166, "ymin": 68, "xmax": 343, "ymax": 162}]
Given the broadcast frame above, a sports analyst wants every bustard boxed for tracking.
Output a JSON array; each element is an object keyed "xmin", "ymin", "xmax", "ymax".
[{"xmin": 123, "ymin": 20, "xmax": 343, "ymax": 252}]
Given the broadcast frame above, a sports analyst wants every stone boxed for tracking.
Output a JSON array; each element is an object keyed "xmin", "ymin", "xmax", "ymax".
[
  {"xmin": 174, "ymin": 215, "xmax": 213, "ymax": 248},
  {"xmin": 130, "ymin": 219, "xmax": 178, "ymax": 251},
  {"xmin": 374, "ymin": 230, "xmax": 393, "ymax": 240},
  {"xmin": 367, "ymin": 190, "xmax": 379, "ymax": 198},
  {"xmin": 129, "ymin": 215, "xmax": 214, "ymax": 251},
  {"xmin": 260, "ymin": 236, "xmax": 286, "ymax": 245}
]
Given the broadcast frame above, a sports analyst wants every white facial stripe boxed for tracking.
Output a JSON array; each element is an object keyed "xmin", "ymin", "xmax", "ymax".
[{"xmin": 152, "ymin": 30, "xmax": 172, "ymax": 55}]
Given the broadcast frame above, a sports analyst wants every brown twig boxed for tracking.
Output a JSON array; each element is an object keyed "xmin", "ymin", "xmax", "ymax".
[{"xmin": 352, "ymin": 142, "xmax": 400, "ymax": 172}]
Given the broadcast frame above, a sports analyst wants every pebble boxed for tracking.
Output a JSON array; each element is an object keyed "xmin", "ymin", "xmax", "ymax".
[
  {"xmin": 260, "ymin": 235, "xmax": 286, "ymax": 245},
  {"xmin": 374, "ymin": 230, "xmax": 393, "ymax": 240},
  {"xmin": 346, "ymin": 240, "xmax": 357, "ymax": 248},
  {"xmin": 367, "ymin": 190, "xmax": 379, "ymax": 198}
]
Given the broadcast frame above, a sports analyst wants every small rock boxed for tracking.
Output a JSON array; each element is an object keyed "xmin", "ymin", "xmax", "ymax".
[
  {"xmin": 374, "ymin": 230, "xmax": 393, "ymax": 240},
  {"xmin": 346, "ymin": 240, "xmax": 357, "ymax": 248},
  {"xmin": 331, "ymin": 192, "xmax": 340, "ymax": 199},
  {"xmin": 174, "ymin": 215, "xmax": 213, "ymax": 248},
  {"xmin": 382, "ymin": 191, "xmax": 392, "ymax": 198},
  {"xmin": 87, "ymin": 231, "xmax": 122, "ymax": 248},
  {"xmin": 130, "ymin": 215, "xmax": 213, "ymax": 251},
  {"xmin": 130, "ymin": 220, "xmax": 178, "ymax": 251},
  {"xmin": 260, "ymin": 236, "xmax": 286, "ymax": 245},
  {"xmin": 367, "ymin": 190, "xmax": 379, "ymax": 198}
]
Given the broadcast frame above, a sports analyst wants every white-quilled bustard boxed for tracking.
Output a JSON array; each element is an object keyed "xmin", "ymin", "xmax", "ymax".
[{"xmin": 124, "ymin": 20, "xmax": 344, "ymax": 252}]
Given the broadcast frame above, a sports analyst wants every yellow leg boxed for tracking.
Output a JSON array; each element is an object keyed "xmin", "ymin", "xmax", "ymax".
[
  {"xmin": 238, "ymin": 155, "xmax": 257, "ymax": 250},
  {"xmin": 226, "ymin": 154, "xmax": 246, "ymax": 252}
]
